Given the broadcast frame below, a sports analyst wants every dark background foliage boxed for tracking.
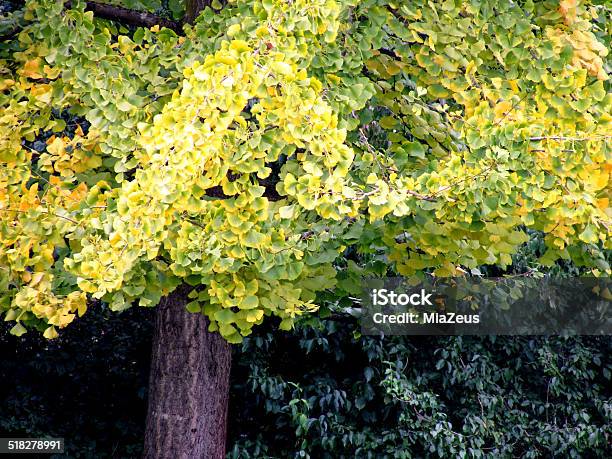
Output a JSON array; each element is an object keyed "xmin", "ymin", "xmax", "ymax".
[
  {"xmin": 1, "ymin": 306, "xmax": 611, "ymax": 458},
  {"xmin": 0, "ymin": 306, "xmax": 153, "ymax": 458}
]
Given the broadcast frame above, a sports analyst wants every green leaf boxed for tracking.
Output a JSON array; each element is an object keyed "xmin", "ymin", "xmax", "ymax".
[
  {"xmin": 3, "ymin": 309, "xmax": 18, "ymax": 321},
  {"xmin": 578, "ymin": 225, "xmax": 598, "ymax": 244},
  {"xmin": 279, "ymin": 205, "xmax": 295, "ymax": 219},
  {"xmin": 186, "ymin": 301, "xmax": 202, "ymax": 313},
  {"xmin": 379, "ymin": 116, "xmax": 397, "ymax": 129},
  {"xmin": 405, "ymin": 141, "xmax": 426, "ymax": 159},
  {"xmin": 214, "ymin": 309, "xmax": 236, "ymax": 324},
  {"xmin": 240, "ymin": 295, "xmax": 259, "ymax": 309},
  {"xmin": 286, "ymin": 262, "xmax": 304, "ymax": 280},
  {"xmin": 10, "ymin": 323, "xmax": 27, "ymax": 337},
  {"xmin": 168, "ymin": 0, "xmax": 185, "ymax": 19}
]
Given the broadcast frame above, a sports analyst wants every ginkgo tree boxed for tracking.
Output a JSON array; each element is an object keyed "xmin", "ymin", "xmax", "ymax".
[{"xmin": 1, "ymin": 0, "xmax": 610, "ymax": 456}]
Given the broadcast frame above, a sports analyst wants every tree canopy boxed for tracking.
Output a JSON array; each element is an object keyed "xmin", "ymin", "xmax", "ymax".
[{"xmin": 1, "ymin": 0, "xmax": 610, "ymax": 342}]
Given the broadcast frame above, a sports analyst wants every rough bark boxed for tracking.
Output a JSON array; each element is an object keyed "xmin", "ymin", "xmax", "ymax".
[
  {"xmin": 184, "ymin": 0, "xmax": 213, "ymax": 25},
  {"xmin": 7, "ymin": 0, "xmax": 226, "ymax": 37},
  {"xmin": 65, "ymin": 1, "xmax": 181, "ymax": 31},
  {"xmin": 143, "ymin": 285, "xmax": 232, "ymax": 459}
]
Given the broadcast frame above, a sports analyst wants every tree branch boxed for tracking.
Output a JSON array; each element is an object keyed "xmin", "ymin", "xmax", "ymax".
[
  {"xmin": 529, "ymin": 135, "xmax": 611, "ymax": 142},
  {"xmin": 66, "ymin": 1, "xmax": 181, "ymax": 31},
  {"xmin": 2, "ymin": 1, "xmax": 182, "ymax": 36},
  {"xmin": 184, "ymin": 0, "xmax": 213, "ymax": 25},
  {"xmin": 204, "ymin": 183, "xmax": 283, "ymax": 202}
]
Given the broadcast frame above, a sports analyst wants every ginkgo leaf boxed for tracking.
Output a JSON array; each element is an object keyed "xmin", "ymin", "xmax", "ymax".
[{"xmin": 1, "ymin": 0, "xmax": 610, "ymax": 343}]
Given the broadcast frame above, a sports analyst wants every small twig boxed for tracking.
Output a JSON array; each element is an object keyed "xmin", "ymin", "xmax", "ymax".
[
  {"xmin": 529, "ymin": 135, "xmax": 611, "ymax": 142},
  {"xmin": 0, "ymin": 207, "xmax": 79, "ymax": 224},
  {"xmin": 406, "ymin": 189, "xmax": 437, "ymax": 202}
]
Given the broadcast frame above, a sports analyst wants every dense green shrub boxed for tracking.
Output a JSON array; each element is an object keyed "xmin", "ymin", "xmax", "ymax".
[
  {"xmin": 229, "ymin": 321, "xmax": 612, "ymax": 458},
  {"xmin": 224, "ymin": 237, "xmax": 612, "ymax": 457}
]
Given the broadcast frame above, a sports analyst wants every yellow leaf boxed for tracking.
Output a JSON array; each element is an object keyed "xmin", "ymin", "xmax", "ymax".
[
  {"xmin": 23, "ymin": 58, "xmax": 43, "ymax": 79},
  {"xmin": 31, "ymin": 84, "xmax": 52, "ymax": 103},
  {"xmin": 271, "ymin": 61, "xmax": 293, "ymax": 76},
  {"xmin": 46, "ymin": 136, "xmax": 65, "ymax": 156},
  {"xmin": 246, "ymin": 309, "xmax": 264, "ymax": 323},
  {"xmin": 43, "ymin": 65, "xmax": 61, "ymax": 79},
  {"xmin": 494, "ymin": 100, "xmax": 513, "ymax": 119},
  {"xmin": 589, "ymin": 171, "xmax": 609, "ymax": 191},
  {"xmin": 596, "ymin": 198, "xmax": 609, "ymax": 211},
  {"xmin": 43, "ymin": 326, "xmax": 59, "ymax": 339},
  {"xmin": 559, "ymin": 0, "xmax": 577, "ymax": 25},
  {"xmin": 30, "ymin": 272, "xmax": 45, "ymax": 287},
  {"xmin": 227, "ymin": 24, "xmax": 241, "ymax": 37},
  {"xmin": 0, "ymin": 79, "xmax": 15, "ymax": 90},
  {"xmin": 230, "ymin": 40, "xmax": 250, "ymax": 53}
]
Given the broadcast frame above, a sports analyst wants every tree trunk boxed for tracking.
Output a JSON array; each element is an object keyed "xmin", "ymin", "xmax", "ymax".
[
  {"xmin": 143, "ymin": 285, "xmax": 232, "ymax": 459},
  {"xmin": 184, "ymin": 0, "xmax": 212, "ymax": 25},
  {"xmin": 143, "ymin": 1, "xmax": 229, "ymax": 458}
]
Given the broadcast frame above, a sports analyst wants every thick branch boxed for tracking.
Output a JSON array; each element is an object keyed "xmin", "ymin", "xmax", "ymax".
[
  {"xmin": 65, "ymin": 1, "xmax": 181, "ymax": 32},
  {"xmin": 184, "ymin": 0, "xmax": 212, "ymax": 25}
]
